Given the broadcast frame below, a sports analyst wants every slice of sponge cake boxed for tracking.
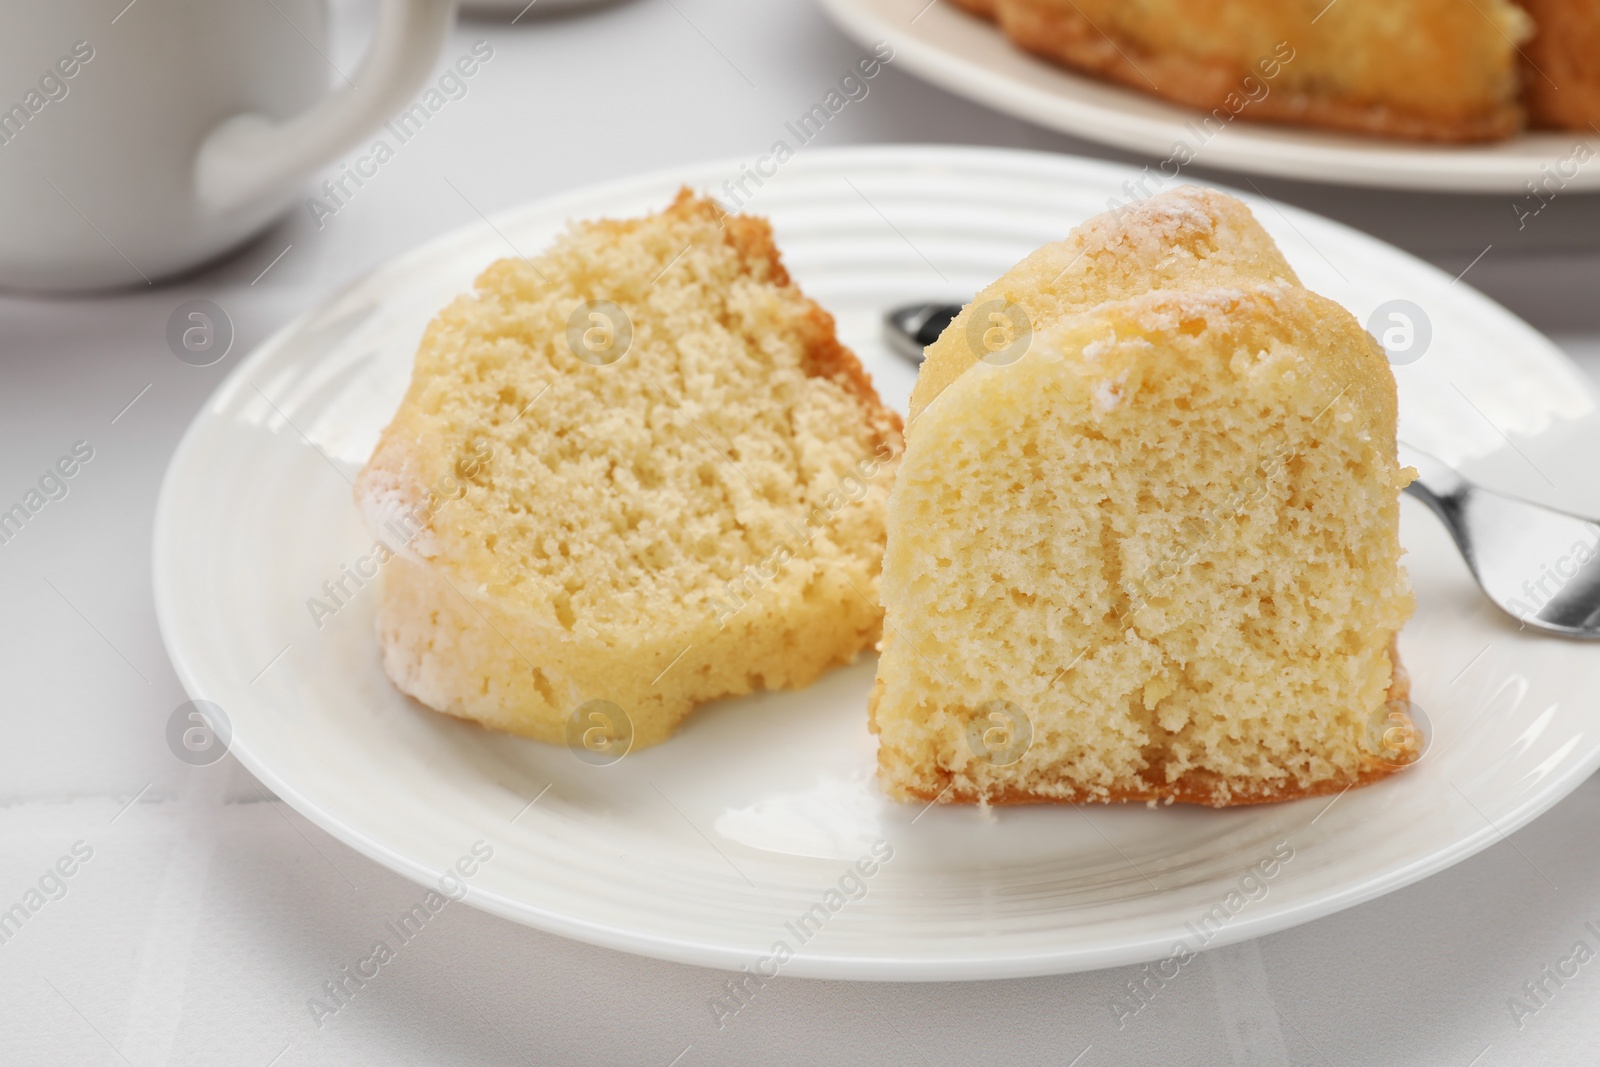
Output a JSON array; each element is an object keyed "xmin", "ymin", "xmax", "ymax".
[
  {"xmin": 358, "ymin": 191, "xmax": 902, "ymax": 750},
  {"xmin": 873, "ymin": 188, "xmax": 1415, "ymax": 807}
]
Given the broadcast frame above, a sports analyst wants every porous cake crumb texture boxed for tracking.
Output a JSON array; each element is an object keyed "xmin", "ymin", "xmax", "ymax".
[
  {"xmin": 873, "ymin": 188, "xmax": 1414, "ymax": 807},
  {"xmin": 358, "ymin": 191, "xmax": 902, "ymax": 749}
]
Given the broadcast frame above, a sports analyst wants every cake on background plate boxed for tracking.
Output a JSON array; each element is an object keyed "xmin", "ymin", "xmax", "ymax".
[
  {"xmin": 872, "ymin": 188, "xmax": 1416, "ymax": 807},
  {"xmin": 357, "ymin": 191, "xmax": 902, "ymax": 750},
  {"xmin": 952, "ymin": 0, "xmax": 1583, "ymax": 141},
  {"xmin": 1519, "ymin": 0, "xmax": 1600, "ymax": 130}
]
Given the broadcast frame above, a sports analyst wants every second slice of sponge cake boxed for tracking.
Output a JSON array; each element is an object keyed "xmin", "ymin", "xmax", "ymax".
[{"xmin": 873, "ymin": 188, "xmax": 1415, "ymax": 807}]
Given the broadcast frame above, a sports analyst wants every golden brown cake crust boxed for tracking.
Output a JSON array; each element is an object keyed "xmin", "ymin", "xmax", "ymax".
[
  {"xmin": 703, "ymin": 189, "xmax": 905, "ymax": 445},
  {"xmin": 1519, "ymin": 0, "xmax": 1600, "ymax": 129},
  {"xmin": 900, "ymin": 765, "xmax": 1402, "ymax": 807},
  {"xmin": 982, "ymin": 0, "xmax": 1525, "ymax": 143}
]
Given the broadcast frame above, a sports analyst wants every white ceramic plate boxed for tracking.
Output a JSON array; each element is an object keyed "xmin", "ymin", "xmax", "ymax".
[
  {"xmin": 155, "ymin": 145, "xmax": 1600, "ymax": 980},
  {"xmin": 819, "ymin": 0, "xmax": 1600, "ymax": 193}
]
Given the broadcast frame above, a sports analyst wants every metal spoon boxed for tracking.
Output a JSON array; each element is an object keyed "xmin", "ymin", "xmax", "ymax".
[
  {"xmin": 1400, "ymin": 445, "xmax": 1600, "ymax": 638},
  {"xmin": 884, "ymin": 302, "xmax": 1600, "ymax": 639},
  {"xmin": 884, "ymin": 302, "xmax": 959, "ymax": 365}
]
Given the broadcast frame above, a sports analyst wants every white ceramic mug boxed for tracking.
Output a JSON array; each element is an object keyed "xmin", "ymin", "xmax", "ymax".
[{"xmin": 0, "ymin": 0, "xmax": 456, "ymax": 292}]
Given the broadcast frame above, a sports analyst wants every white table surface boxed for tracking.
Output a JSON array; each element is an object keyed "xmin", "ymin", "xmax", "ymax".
[{"xmin": 4, "ymin": 1, "xmax": 1600, "ymax": 1064}]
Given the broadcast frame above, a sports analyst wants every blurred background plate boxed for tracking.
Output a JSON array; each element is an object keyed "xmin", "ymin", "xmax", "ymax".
[
  {"xmin": 154, "ymin": 145, "xmax": 1600, "ymax": 979},
  {"xmin": 819, "ymin": 0, "xmax": 1600, "ymax": 194}
]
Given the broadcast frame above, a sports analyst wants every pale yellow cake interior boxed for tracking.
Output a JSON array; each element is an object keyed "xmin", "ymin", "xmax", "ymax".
[
  {"xmin": 358, "ymin": 191, "xmax": 902, "ymax": 749},
  {"xmin": 873, "ymin": 189, "xmax": 1415, "ymax": 807}
]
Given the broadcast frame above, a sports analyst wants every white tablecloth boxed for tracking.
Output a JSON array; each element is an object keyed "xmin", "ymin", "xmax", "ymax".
[{"xmin": 4, "ymin": 2, "xmax": 1600, "ymax": 1063}]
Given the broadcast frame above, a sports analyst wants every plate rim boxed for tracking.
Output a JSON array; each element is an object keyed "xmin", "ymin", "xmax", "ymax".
[{"xmin": 154, "ymin": 143, "xmax": 1600, "ymax": 980}]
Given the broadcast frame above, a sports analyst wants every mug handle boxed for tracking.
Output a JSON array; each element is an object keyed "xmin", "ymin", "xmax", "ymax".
[{"xmin": 195, "ymin": 0, "xmax": 457, "ymax": 215}]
